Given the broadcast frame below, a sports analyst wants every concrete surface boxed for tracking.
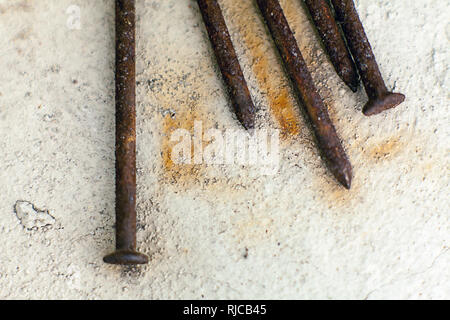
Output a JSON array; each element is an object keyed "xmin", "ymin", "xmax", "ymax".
[{"xmin": 0, "ymin": 0, "xmax": 448, "ymax": 299}]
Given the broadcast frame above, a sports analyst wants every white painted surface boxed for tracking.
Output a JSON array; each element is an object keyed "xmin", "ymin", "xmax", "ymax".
[{"xmin": 0, "ymin": 0, "xmax": 448, "ymax": 299}]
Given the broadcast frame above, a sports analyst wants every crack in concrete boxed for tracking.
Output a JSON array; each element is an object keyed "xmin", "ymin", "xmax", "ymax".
[{"xmin": 364, "ymin": 247, "xmax": 449, "ymax": 299}]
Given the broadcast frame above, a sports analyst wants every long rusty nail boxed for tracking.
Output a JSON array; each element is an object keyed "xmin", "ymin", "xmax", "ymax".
[
  {"xmin": 303, "ymin": 0, "xmax": 359, "ymax": 92},
  {"xmin": 330, "ymin": 0, "xmax": 405, "ymax": 116},
  {"xmin": 197, "ymin": 0, "xmax": 256, "ymax": 130},
  {"xmin": 257, "ymin": 0, "xmax": 352, "ymax": 189},
  {"xmin": 103, "ymin": 0, "xmax": 148, "ymax": 265}
]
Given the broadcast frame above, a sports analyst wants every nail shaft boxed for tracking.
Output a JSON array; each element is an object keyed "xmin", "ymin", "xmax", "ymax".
[
  {"xmin": 257, "ymin": 0, "xmax": 352, "ymax": 189},
  {"xmin": 303, "ymin": 0, "xmax": 359, "ymax": 92},
  {"xmin": 104, "ymin": 0, "xmax": 148, "ymax": 265},
  {"xmin": 330, "ymin": 0, "xmax": 405, "ymax": 115},
  {"xmin": 197, "ymin": 0, "xmax": 256, "ymax": 129}
]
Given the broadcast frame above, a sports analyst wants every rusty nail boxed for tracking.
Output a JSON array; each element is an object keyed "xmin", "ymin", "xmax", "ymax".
[
  {"xmin": 303, "ymin": 0, "xmax": 359, "ymax": 92},
  {"xmin": 103, "ymin": 0, "xmax": 148, "ymax": 265},
  {"xmin": 197, "ymin": 0, "xmax": 256, "ymax": 130},
  {"xmin": 330, "ymin": 0, "xmax": 405, "ymax": 116},
  {"xmin": 257, "ymin": 0, "xmax": 352, "ymax": 189}
]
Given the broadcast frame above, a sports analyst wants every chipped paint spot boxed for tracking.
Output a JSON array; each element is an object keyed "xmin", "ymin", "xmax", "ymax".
[{"xmin": 14, "ymin": 200, "xmax": 55, "ymax": 231}]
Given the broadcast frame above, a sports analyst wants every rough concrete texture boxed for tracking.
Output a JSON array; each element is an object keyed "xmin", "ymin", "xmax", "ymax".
[{"xmin": 0, "ymin": 0, "xmax": 448, "ymax": 299}]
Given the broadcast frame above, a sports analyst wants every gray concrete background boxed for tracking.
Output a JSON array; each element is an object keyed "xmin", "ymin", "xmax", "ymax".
[{"xmin": 0, "ymin": 0, "xmax": 448, "ymax": 299}]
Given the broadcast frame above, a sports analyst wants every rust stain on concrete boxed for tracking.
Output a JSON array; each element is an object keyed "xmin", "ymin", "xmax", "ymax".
[
  {"xmin": 227, "ymin": 0, "xmax": 301, "ymax": 139},
  {"xmin": 365, "ymin": 136, "xmax": 405, "ymax": 163},
  {"xmin": 0, "ymin": 1, "xmax": 33, "ymax": 15},
  {"xmin": 161, "ymin": 102, "xmax": 208, "ymax": 187},
  {"xmin": 313, "ymin": 171, "xmax": 361, "ymax": 208}
]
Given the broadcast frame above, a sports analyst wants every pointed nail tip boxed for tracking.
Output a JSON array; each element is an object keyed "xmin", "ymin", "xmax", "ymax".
[
  {"xmin": 340, "ymin": 72, "xmax": 359, "ymax": 93},
  {"xmin": 337, "ymin": 173, "xmax": 352, "ymax": 190},
  {"xmin": 342, "ymin": 180, "xmax": 351, "ymax": 190},
  {"xmin": 343, "ymin": 81, "xmax": 358, "ymax": 93},
  {"xmin": 239, "ymin": 118, "xmax": 255, "ymax": 130},
  {"xmin": 332, "ymin": 166, "xmax": 352, "ymax": 190}
]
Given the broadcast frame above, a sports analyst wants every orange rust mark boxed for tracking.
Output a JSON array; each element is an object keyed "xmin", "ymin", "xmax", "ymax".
[
  {"xmin": 312, "ymin": 168, "xmax": 361, "ymax": 207},
  {"xmin": 229, "ymin": 0, "xmax": 301, "ymax": 138},
  {"xmin": 365, "ymin": 137, "xmax": 404, "ymax": 162},
  {"xmin": 125, "ymin": 136, "xmax": 136, "ymax": 144},
  {"xmin": 0, "ymin": 1, "xmax": 33, "ymax": 15},
  {"xmin": 251, "ymin": 47, "xmax": 300, "ymax": 138},
  {"xmin": 160, "ymin": 106, "xmax": 262, "ymax": 193},
  {"xmin": 271, "ymin": 90, "xmax": 301, "ymax": 138},
  {"xmin": 161, "ymin": 106, "xmax": 204, "ymax": 185},
  {"xmin": 421, "ymin": 161, "xmax": 433, "ymax": 173}
]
